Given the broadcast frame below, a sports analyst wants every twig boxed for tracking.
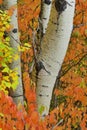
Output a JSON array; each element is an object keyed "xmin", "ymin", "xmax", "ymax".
[
  {"xmin": 58, "ymin": 52, "xmax": 87, "ymax": 79},
  {"xmin": 51, "ymin": 119, "xmax": 63, "ymax": 130}
]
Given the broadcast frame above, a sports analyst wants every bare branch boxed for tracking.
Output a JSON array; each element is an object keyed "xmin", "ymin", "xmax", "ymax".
[
  {"xmin": 58, "ymin": 52, "xmax": 87, "ymax": 79},
  {"xmin": 51, "ymin": 119, "xmax": 63, "ymax": 130}
]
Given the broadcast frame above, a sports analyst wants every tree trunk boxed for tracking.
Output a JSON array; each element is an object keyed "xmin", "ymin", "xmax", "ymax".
[
  {"xmin": 36, "ymin": 0, "xmax": 75, "ymax": 117},
  {"xmin": 4, "ymin": 0, "xmax": 24, "ymax": 104},
  {"xmin": 40, "ymin": 0, "xmax": 52, "ymax": 34}
]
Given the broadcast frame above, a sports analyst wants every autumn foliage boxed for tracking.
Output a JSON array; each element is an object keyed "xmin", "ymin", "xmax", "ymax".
[
  {"xmin": 0, "ymin": 0, "xmax": 87, "ymax": 130},
  {"xmin": 0, "ymin": 9, "xmax": 18, "ymax": 94}
]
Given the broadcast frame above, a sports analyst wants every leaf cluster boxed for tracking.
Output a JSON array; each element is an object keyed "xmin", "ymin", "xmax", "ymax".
[{"xmin": 0, "ymin": 10, "xmax": 18, "ymax": 93}]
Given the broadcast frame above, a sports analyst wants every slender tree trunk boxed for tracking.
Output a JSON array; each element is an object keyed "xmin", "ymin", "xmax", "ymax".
[
  {"xmin": 41, "ymin": 0, "xmax": 52, "ymax": 34},
  {"xmin": 36, "ymin": 0, "xmax": 75, "ymax": 117},
  {"xmin": 4, "ymin": 0, "xmax": 24, "ymax": 104}
]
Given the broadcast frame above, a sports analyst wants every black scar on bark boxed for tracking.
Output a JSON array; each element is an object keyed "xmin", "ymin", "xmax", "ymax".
[
  {"xmin": 55, "ymin": 0, "xmax": 67, "ymax": 14},
  {"xmin": 39, "ymin": 94, "xmax": 43, "ymax": 97},
  {"xmin": 39, "ymin": 94, "xmax": 49, "ymax": 97},
  {"xmin": 55, "ymin": 0, "xmax": 72, "ymax": 15},
  {"xmin": 42, "ymin": 85, "xmax": 48, "ymax": 88},
  {"xmin": 36, "ymin": 61, "xmax": 51, "ymax": 75},
  {"xmin": 12, "ymin": 28, "xmax": 17, "ymax": 33},
  {"xmin": 44, "ymin": 0, "xmax": 51, "ymax": 5}
]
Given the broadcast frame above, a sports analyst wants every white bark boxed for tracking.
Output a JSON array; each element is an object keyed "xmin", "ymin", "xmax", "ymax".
[
  {"xmin": 36, "ymin": 0, "xmax": 75, "ymax": 117},
  {"xmin": 4, "ymin": 0, "xmax": 24, "ymax": 104},
  {"xmin": 41, "ymin": 0, "xmax": 52, "ymax": 34}
]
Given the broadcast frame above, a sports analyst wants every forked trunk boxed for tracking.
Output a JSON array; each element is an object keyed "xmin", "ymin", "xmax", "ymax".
[{"xmin": 36, "ymin": 0, "xmax": 75, "ymax": 117}]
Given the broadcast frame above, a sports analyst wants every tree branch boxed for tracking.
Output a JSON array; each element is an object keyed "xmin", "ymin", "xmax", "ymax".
[{"xmin": 58, "ymin": 52, "xmax": 87, "ymax": 79}]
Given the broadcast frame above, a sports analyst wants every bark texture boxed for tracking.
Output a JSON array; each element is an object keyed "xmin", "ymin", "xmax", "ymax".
[
  {"xmin": 36, "ymin": 0, "xmax": 75, "ymax": 117},
  {"xmin": 41, "ymin": 0, "xmax": 52, "ymax": 34},
  {"xmin": 4, "ymin": 0, "xmax": 24, "ymax": 104}
]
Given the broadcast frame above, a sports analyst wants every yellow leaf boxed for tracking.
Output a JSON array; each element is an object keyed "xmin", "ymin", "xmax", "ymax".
[
  {"xmin": 0, "ymin": 32, "xmax": 4, "ymax": 37},
  {"xmin": 14, "ymin": 54, "xmax": 19, "ymax": 60},
  {"xmin": 3, "ymin": 76, "xmax": 9, "ymax": 82},
  {"xmin": 0, "ymin": 113, "xmax": 4, "ymax": 117},
  {"xmin": 24, "ymin": 43, "xmax": 32, "ymax": 48}
]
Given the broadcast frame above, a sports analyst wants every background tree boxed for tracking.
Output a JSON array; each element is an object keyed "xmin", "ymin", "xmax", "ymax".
[{"xmin": 4, "ymin": 0, "xmax": 24, "ymax": 104}]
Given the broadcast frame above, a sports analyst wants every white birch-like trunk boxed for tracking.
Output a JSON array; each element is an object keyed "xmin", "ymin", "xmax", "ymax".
[
  {"xmin": 4, "ymin": 0, "xmax": 24, "ymax": 104},
  {"xmin": 41, "ymin": 0, "xmax": 52, "ymax": 34},
  {"xmin": 36, "ymin": 0, "xmax": 75, "ymax": 117}
]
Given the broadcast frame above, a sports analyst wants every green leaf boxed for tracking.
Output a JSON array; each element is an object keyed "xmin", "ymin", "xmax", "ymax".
[
  {"xmin": 72, "ymin": 31, "xmax": 80, "ymax": 38},
  {"xmin": 4, "ymin": 81, "xmax": 11, "ymax": 88},
  {"xmin": 38, "ymin": 105, "xmax": 45, "ymax": 115},
  {"xmin": 5, "ymin": 37, "xmax": 10, "ymax": 42},
  {"xmin": 12, "ymin": 81, "xmax": 18, "ymax": 90},
  {"xmin": 2, "ymin": 67, "xmax": 10, "ymax": 73}
]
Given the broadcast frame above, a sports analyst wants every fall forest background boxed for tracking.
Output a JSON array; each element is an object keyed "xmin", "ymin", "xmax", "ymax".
[{"xmin": 0, "ymin": 0, "xmax": 87, "ymax": 130}]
